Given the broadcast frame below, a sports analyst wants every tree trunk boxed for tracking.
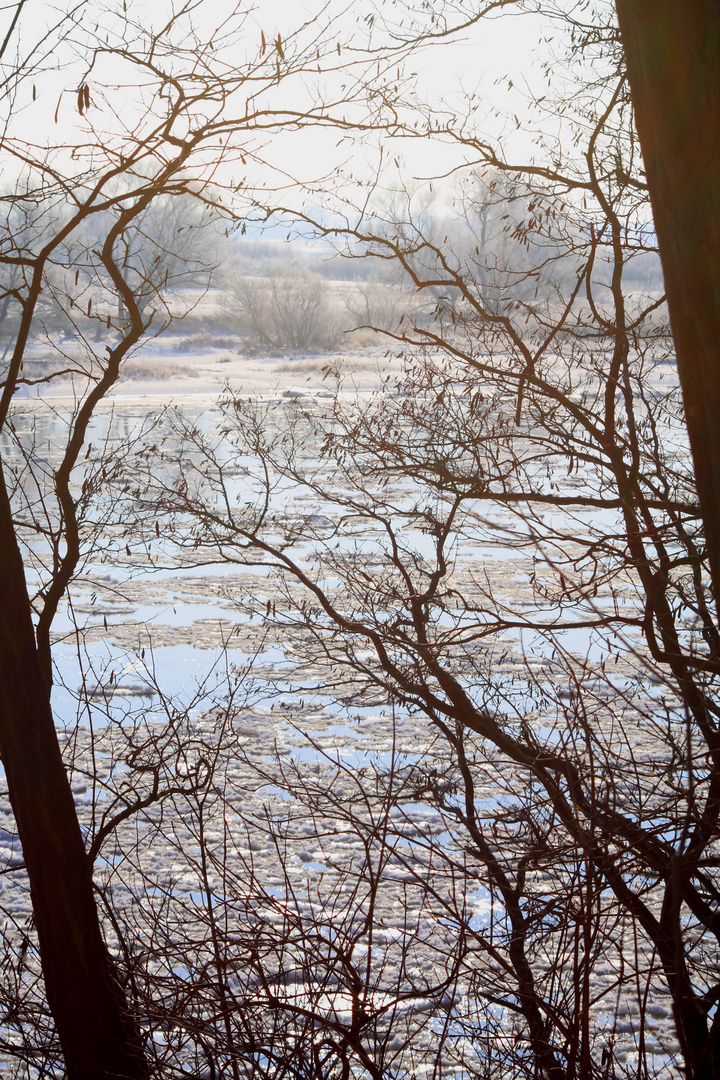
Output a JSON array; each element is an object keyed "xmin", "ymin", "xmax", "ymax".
[
  {"xmin": 615, "ymin": 0, "xmax": 720, "ymax": 619},
  {"xmin": 0, "ymin": 465, "xmax": 148, "ymax": 1079}
]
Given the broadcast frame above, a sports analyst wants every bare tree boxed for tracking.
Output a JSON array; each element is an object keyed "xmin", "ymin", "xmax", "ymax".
[
  {"xmin": 4, "ymin": 2, "xmax": 718, "ymax": 1078},
  {"xmin": 120, "ymin": 4, "xmax": 720, "ymax": 1078},
  {"xmin": 227, "ymin": 261, "xmax": 341, "ymax": 352},
  {"xmin": 0, "ymin": 0, "xmax": 403, "ymax": 1073}
]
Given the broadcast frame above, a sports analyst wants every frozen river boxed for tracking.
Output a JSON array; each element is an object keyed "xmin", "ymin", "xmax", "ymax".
[{"xmin": 0, "ymin": 393, "xmax": 690, "ymax": 1078}]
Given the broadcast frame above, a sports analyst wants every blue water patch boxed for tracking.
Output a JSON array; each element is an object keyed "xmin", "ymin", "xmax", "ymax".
[{"xmin": 51, "ymin": 640, "xmax": 250, "ymax": 729}]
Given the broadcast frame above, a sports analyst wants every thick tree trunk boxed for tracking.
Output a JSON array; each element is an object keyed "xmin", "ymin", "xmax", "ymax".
[
  {"xmin": 615, "ymin": 0, "xmax": 720, "ymax": 619},
  {"xmin": 0, "ymin": 465, "xmax": 148, "ymax": 1079}
]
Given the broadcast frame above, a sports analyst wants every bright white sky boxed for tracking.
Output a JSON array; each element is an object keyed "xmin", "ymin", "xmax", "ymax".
[
  {"xmin": 4, "ymin": 0, "xmax": 555, "ymax": 213},
  {"xmin": 254, "ymin": 0, "xmax": 555, "ymax": 182},
  {"xmin": 241, "ymin": 0, "xmax": 556, "ymax": 211}
]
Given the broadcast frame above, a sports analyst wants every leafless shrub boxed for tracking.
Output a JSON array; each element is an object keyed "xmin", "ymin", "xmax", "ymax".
[
  {"xmin": 342, "ymin": 276, "xmax": 409, "ymax": 338},
  {"xmin": 226, "ymin": 263, "xmax": 342, "ymax": 353}
]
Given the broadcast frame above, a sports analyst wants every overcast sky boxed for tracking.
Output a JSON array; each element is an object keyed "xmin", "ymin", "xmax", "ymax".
[{"xmin": 6, "ymin": 0, "xmax": 555, "ymax": 215}]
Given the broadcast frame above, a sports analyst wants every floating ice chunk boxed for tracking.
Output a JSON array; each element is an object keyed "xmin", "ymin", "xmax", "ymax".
[{"xmin": 82, "ymin": 681, "xmax": 157, "ymax": 699}]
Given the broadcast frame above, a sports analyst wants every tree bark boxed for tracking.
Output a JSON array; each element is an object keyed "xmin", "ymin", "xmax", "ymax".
[
  {"xmin": 615, "ymin": 0, "xmax": 720, "ymax": 620},
  {"xmin": 0, "ymin": 464, "xmax": 148, "ymax": 1079}
]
